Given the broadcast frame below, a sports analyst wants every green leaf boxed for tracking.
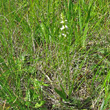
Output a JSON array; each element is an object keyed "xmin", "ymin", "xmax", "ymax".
[
  {"xmin": 54, "ymin": 87, "xmax": 67, "ymax": 101},
  {"xmin": 25, "ymin": 101, "xmax": 30, "ymax": 107},
  {"xmin": 35, "ymin": 101, "xmax": 45, "ymax": 108}
]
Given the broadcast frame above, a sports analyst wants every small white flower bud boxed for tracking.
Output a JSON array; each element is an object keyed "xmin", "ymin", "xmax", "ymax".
[{"xmin": 62, "ymin": 33, "xmax": 67, "ymax": 37}]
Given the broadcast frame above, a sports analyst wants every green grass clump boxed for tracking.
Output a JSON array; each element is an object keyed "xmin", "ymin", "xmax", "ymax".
[{"xmin": 0, "ymin": 0, "xmax": 110, "ymax": 109}]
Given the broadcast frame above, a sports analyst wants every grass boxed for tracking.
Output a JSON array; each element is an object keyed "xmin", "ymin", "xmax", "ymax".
[{"xmin": 0, "ymin": 0, "xmax": 110, "ymax": 109}]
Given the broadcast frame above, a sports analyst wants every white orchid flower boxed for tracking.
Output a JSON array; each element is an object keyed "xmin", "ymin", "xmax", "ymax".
[{"xmin": 62, "ymin": 33, "xmax": 67, "ymax": 37}]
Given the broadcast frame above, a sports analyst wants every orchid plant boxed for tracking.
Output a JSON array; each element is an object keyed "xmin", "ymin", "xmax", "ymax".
[{"xmin": 59, "ymin": 13, "xmax": 68, "ymax": 39}]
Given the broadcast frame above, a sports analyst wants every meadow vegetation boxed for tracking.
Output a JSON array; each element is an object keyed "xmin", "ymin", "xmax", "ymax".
[{"xmin": 0, "ymin": 0, "xmax": 110, "ymax": 109}]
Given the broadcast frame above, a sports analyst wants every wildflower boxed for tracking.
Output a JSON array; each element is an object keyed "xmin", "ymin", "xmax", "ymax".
[
  {"xmin": 60, "ymin": 21, "xmax": 64, "ymax": 24},
  {"xmin": 62, "ymin": 33, "xmax": 66, "ymax": 37},
  {"xmin": 60, "ymin": 20, "xmax": 67, "ymax": 24},
  {"xmin": 65, "ymin": 25, "xmax": 68, "ymax": 29},
  {"xmin": 60, "ymin": 25, "xmax": 65, "ymax": 30},
  {"xmin": 60, "ymin": 25, "xmax": 68, "ymax": 31},
  {"xmin": 59, "ymin": 12, "xmax": 68, "ymax": 38}
]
